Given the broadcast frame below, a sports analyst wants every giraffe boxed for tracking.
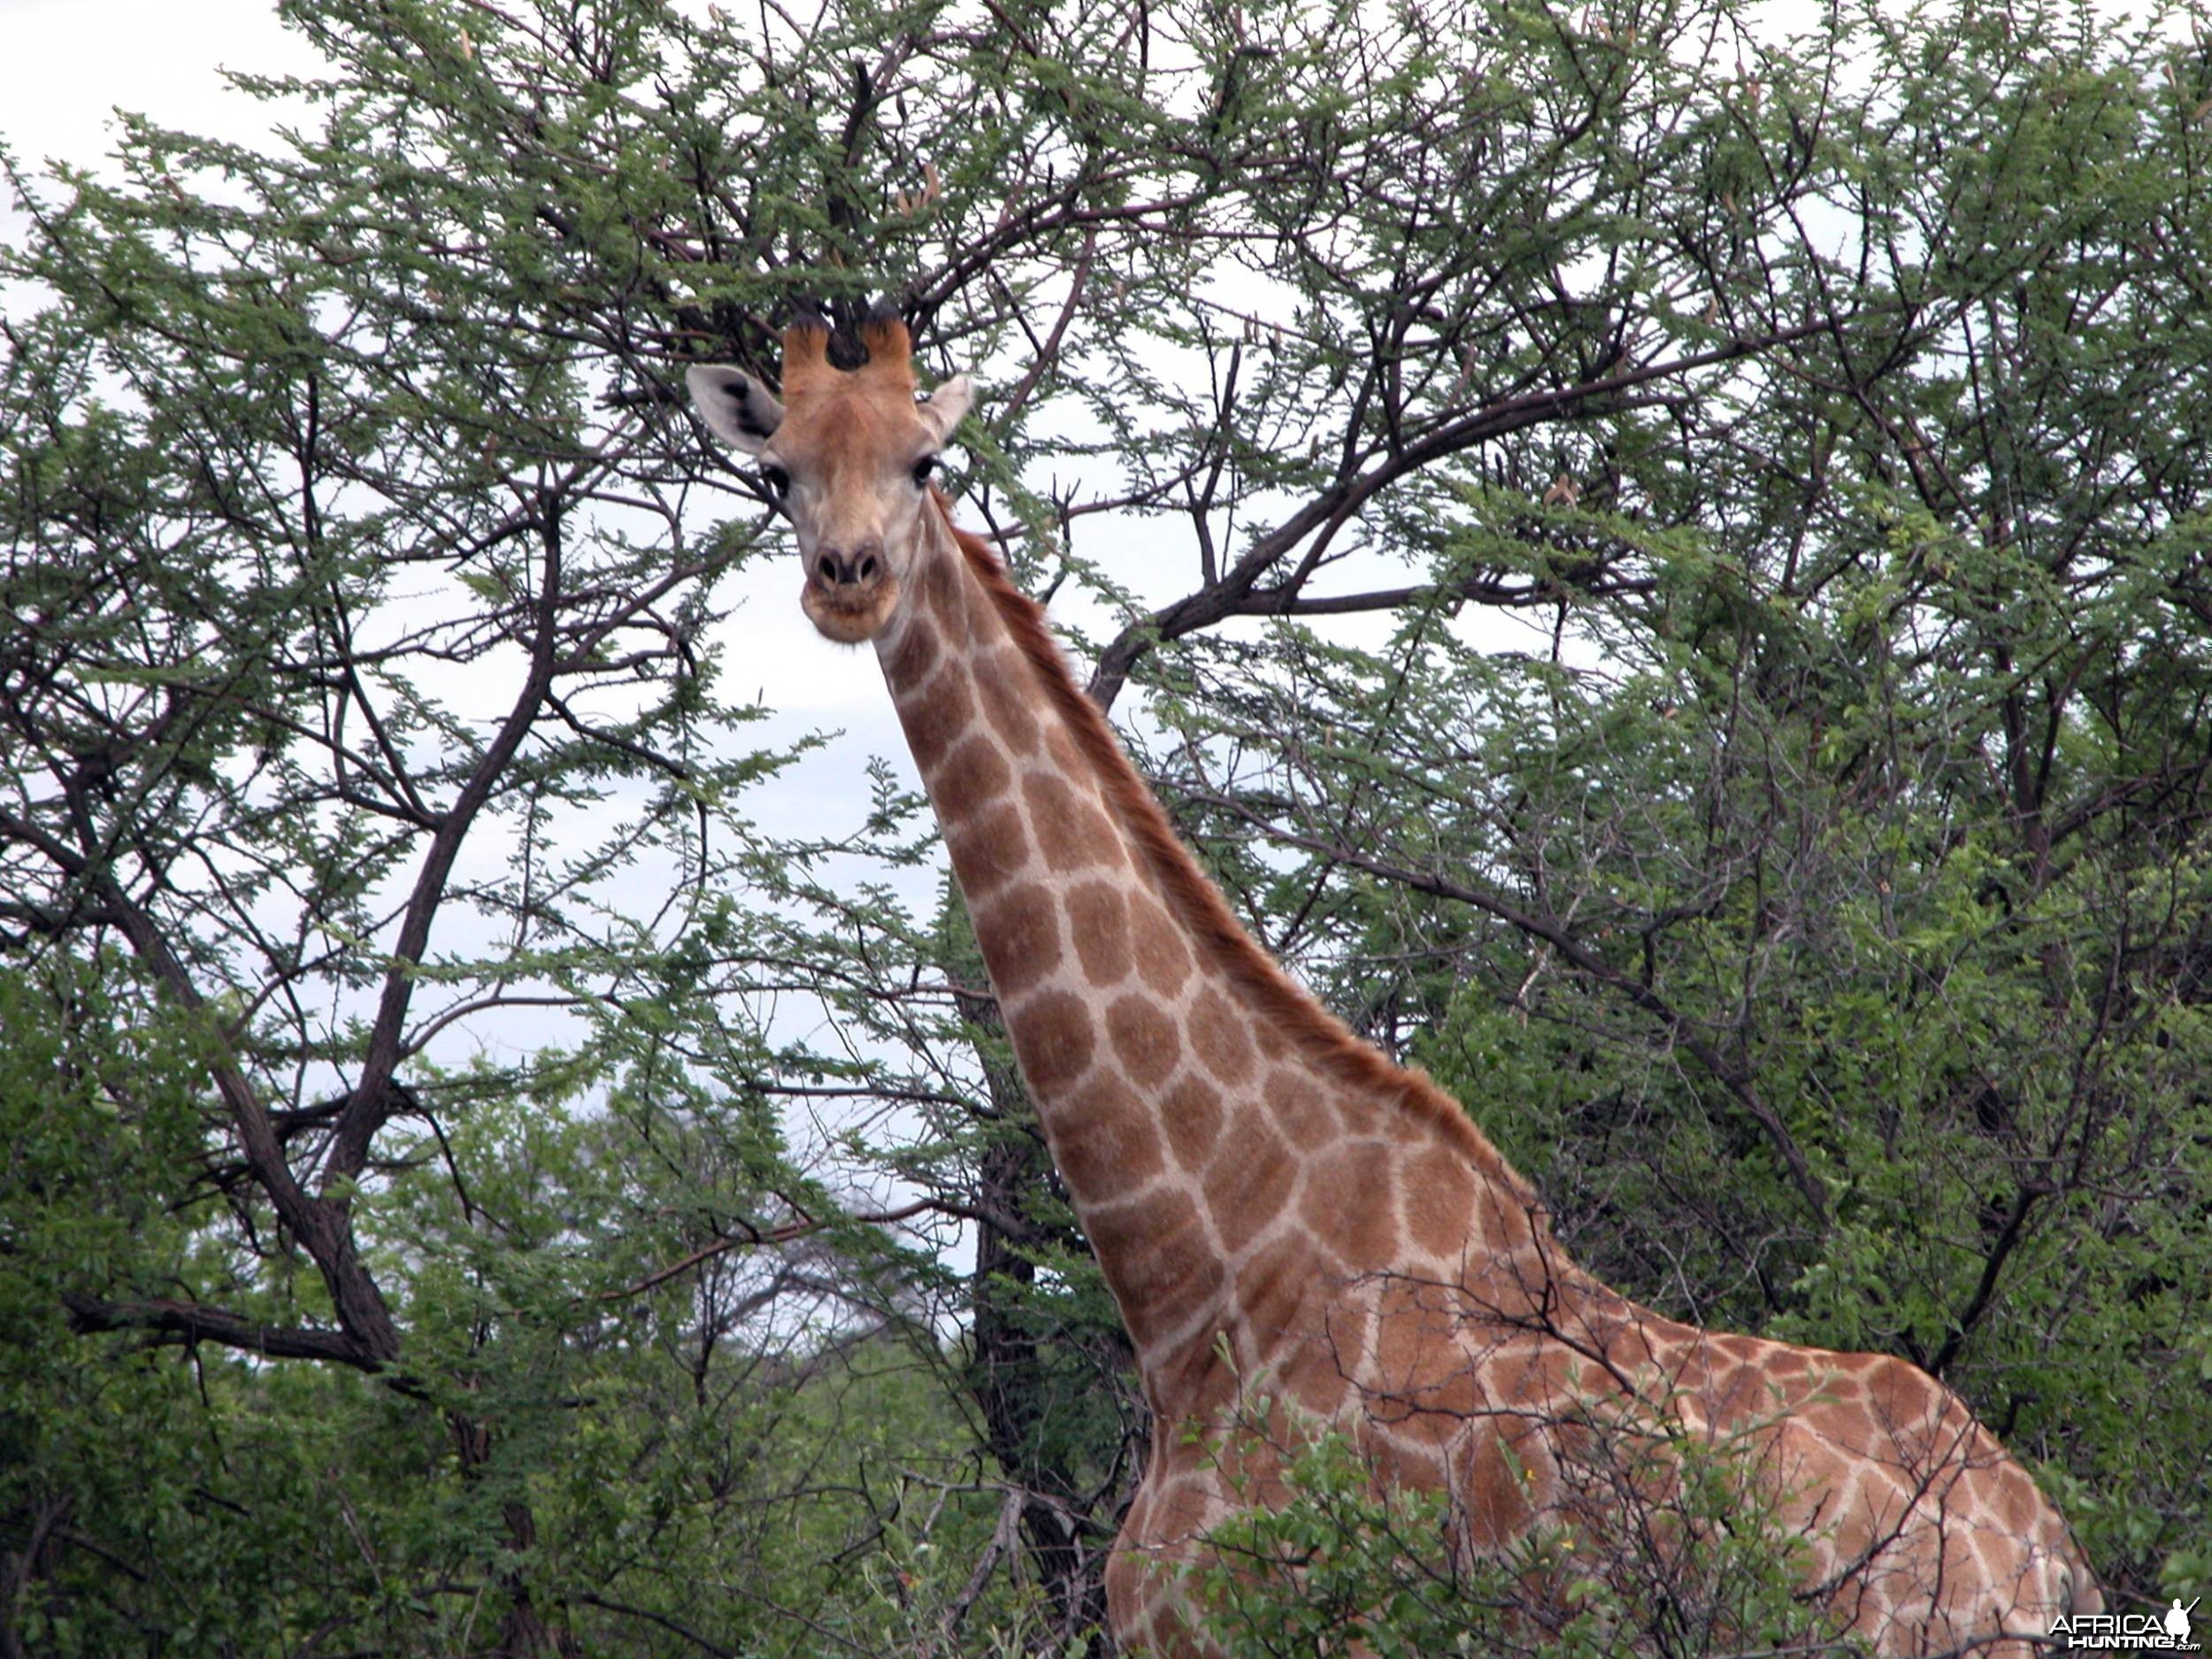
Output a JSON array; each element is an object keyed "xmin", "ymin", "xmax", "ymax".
[{"xmin": 686, "ymin": 314, "xmax": 2101, "ymax": 1655}]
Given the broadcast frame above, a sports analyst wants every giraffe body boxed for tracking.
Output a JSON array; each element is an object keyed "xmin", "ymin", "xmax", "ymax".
[{"xmin": 687, "ymin": 319, "xmax": 2098, "ymax": 1655}]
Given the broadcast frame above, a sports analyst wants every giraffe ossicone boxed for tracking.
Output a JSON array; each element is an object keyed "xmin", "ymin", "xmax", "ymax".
[{"xmin": 687, "ymin": 317, "xmax": 2101, "ymax": 1655}]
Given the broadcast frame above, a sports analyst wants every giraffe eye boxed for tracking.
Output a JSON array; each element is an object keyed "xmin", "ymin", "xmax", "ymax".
[
  {"xmin": 759, "ymin": 463, "xmax": 790, "ymax": 499},
  {"xmin": 910, "ymin": 457, "xmax": 937, "ymax": 489}
]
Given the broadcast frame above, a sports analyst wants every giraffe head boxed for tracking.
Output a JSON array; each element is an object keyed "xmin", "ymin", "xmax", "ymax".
[{"xmin": 687, "ymin": 312, "xmax": 973, "ymax": 643}]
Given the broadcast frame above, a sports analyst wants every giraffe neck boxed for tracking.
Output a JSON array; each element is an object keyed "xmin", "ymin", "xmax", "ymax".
[{"xmin": 874, "ymin": 503, "xmax": 1545, "ymax": 1417}]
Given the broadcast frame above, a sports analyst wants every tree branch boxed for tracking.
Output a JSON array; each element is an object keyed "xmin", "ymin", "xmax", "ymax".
[
  {"xmin": 61, "ymin": 1293, "xmax": 383, "ymax": 1372},
  {"xmin": 1084, "ymin": 316, "xmax": 1851, "ymax": 710}
]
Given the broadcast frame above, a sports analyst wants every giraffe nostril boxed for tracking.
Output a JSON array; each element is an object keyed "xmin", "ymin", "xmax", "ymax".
[
  {"xmin": 816, "ymin": 555, "xmax": 839, "ymax": 585},
  {"xmin": 857, "ymin": 553, "xmax": 879, "ymax": 582}
]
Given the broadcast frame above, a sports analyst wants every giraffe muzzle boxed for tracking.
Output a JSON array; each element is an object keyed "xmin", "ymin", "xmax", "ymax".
[{"xmin": 800, "ymin": 539, "xmax": 899, "ymax": 642}]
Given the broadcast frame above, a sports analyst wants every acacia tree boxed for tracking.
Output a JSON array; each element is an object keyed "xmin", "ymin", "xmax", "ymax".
[{"xmin": 1, "ymin": 0, "xmax": 2205, "ymax": 1653}]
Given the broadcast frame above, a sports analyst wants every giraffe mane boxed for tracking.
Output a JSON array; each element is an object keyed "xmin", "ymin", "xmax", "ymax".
[{"xmin": 941, "ymin": 503, "xmax": 1539, "ymax": 1207}]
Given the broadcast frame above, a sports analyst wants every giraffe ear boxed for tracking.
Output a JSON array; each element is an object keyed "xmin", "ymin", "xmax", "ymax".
[
  {"xmin": 687, "ymin": 364, "xmax": 784, "ymax": 455},
  {"xmin": 918, "ymin": 373, "xmax": 973, "ymax": 444}
]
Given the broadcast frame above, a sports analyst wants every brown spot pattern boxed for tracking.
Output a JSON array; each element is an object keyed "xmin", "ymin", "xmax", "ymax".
[
  {"xmin": 1371, "ymin": 1286, "xmax": 1432, "ymax": 1387},
  {"xmin": 974, "ymin": 651, "xmax": 1041, "ymax": 753},
  {"xmin": 1152, "ymin": 1336, "xmax": 1240, "ymax": 1426},
  {"xmin": 1402, "ymin": 1142, "xmax": 1477, "ymax": 1258},
  {"xmin": 1049, "ymin": 1075, "xmax": 1167, "ymax": 1197},
  {"xmin": 1271, "ymin": 1069, "xmax": 1333, "ymax": 1144},
  {"xmin": 1043, "ymin": 722, "xmax": 1084, "ymax": 776},
  {"xmin": 1204, "ymin": 1110, "xmax": 1299, "ymax": 1254},
  {"xmin": 1127, "ymin": 893, "xmax": 1193, "ymax": 995},
  {"xmin": 937, "ymin": 733, "xmax": 1012, "ymax": 806},
  {"xmin": 1462, "ymin": 1426, "xmax": 1536, "ymax": 1549},
  {"xmin": 900, "ymin": 670, "xmax": 973, "ymax": 772},
  {"xmin": 1025, "ymin": 771, "xmax": 1124, "ymax": 872},
  {"xmin": 943, "ymin": 801, "xmax": 1028, "ymax": 901},
  {"xmin": 1065, "ymin": 880, "xmax": 1133, "ymax": 983},
  {"xmin": 1316, "ymin": 1139, "xmax": 1398, "ymax": 1266},
  {"xmin": 1358, "ymin": 1419, "xmax": 1447, "ymax": 1494},
  {"xmin": 1701, "ymin": 1353, "xmax": 1770, "ymax": 1428},
  {"xmin": 885, "ymin": 613, "xmax": 940, "ymax": 685},
  {"xmin": 1087, "ymin": 1188, "xmax": 1225, "ymax": 1350},
  {"xmin": 1285, "ymin": 1348, "xmax": 1348, "ymax": 1416},
  {"xmin": 917, "ymin": 534, "xmax": 966, "ymax": 612},
  {"xmin": 974, "ymin": 881, "xmax": 1064, "ymax": 999},
  {"xmin": 1769, "ymin": 1347, "xmax": 1814, "ymax": 1379},
  {"xmin": 1107, "ymin": 992, "xmax": 1181, "ymax": 1087},
  {"xmin": 1321, "ymin": 1301, "xmax": 1371, "ymax": 1385},
  {"xmin": 1803, "ymin": 1394, "xmax": 1868, "ymax": 1450},
  {"xmin": 1392, "ymin": 1361, "xmax": 1482, "ymax": 1451},
  {"xmin": 1233, "ymin": 1234, "xmax": 1316, "ymax": 1353},
  {"xmin": 1007, "ymin": 988, "xmax": 1095, "ymax": 1094},
  {"xmin": 1187, "ymin": 982, "xmax": 1257, "ymax": 1086},
  {"xmin": 1161, "ymin": 1074, "xmax": 1225, "ymax": 1171}
]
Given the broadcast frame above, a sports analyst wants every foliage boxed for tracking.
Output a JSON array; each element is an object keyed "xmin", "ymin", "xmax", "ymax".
[{"xmin": 1188, "ymin": 1410, "xmax": 1846, "ymax": 1659}]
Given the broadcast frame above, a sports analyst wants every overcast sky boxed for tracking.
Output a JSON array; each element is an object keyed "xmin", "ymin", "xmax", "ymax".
[{"xmin": 2, "ymin": 1, "xmax": 319, "ymax": 180}]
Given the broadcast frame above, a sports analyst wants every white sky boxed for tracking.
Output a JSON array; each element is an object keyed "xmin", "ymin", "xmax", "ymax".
[{"xmin": 0, "ymin": 1, "xmax": 320, "ymax": 179}]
